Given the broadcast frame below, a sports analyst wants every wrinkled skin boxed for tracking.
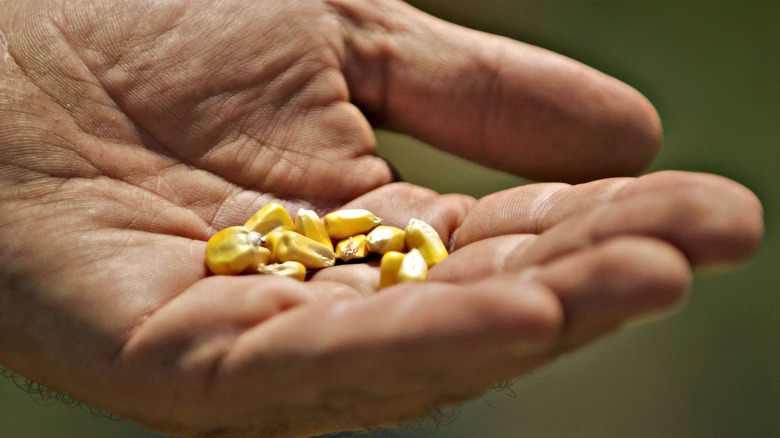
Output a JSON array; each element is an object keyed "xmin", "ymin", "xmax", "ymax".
[{"xmin": 0, "ymin": 0, "xmax": 763, "ymax": 437}]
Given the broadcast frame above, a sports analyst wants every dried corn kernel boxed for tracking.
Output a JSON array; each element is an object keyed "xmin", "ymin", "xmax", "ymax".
[
  {"xmin": 366, "ymin": 226, "xmax": 406, "ymax": 254},
  {"xmin": 405, "ymin": 218, "xmax": 448, "ymax": 268},
  {"xmin": 379, "ymin": 251, "xmax": 405, "ymax": 289},
  {"xmin": 335, "ymin": 234, "xmax": 370, "ymax": 262},
  {"xmin": 397, "ymin": 248, "xmax": 428, "ymax": 283},
  {"xmin": 323, "ymin": 209, "xmax": 382, "ymax": 240},
  {"xmin": 274, "ymin": 230, "xmax": 336, "ymax": 269},
  {"xmin": 243, "ymin": 203, "xmax": 295, "ymax": 237},
  {"xmin": 295, "ymin": 208, "xmax": 333, "ymax": 250},
  {"xmin": 205, "ymin": 226, "xmax": 271, "ymax": 275},
  {"xmin": 253, "ymin": 246, "xmax": 273, "ymax": 270},
  {"xmin": 258, "ymin": 261, "xmax": 307, "ymax": 281},
  {"xmin": 262, "ymin": 229, "xmax": 286, "ymax": 258},
  {"xmin": 208, "ymin": 203, "xmax": 446, "ymax": 286}
]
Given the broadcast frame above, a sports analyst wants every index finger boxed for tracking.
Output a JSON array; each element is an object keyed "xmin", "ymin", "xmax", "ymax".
[{"xmin": 452, "ymin": 171, "xmax": 759, "ymax": 249}]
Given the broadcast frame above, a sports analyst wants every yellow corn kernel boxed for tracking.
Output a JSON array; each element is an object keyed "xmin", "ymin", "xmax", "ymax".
[
  {"xmin": 262, "ymin": 229, "xmax": 287, "ymax": 258},
  {"xmin": 252, "ymin": 246, "xmax": 273, "ymax": 270},
  {"xmin": 366, "ymin": 225, "xmax": 406, "ymax": 254},
  {"xmin": 243, "ymin": 203, "xmax": 295, "ymax": 237},
  {"xmin": 379, "ymin": 251, "xmax": 405, "ymax": 289},
  {"xmin": 335, "ymin": 234, "xmax": 370, "ymax": 262},
  {"xmin": 397, "ymin": 248, "xmax": 428, "ymax": 283},
  {"xmin": 405, "ymin": 218, "xmax": 448, "ymax": 268},
  {"xmin": 294, "ymin": 208, "xmax": 333, "ymax": 250},
  {"xmin": 274, "ymin": 230, "xmax": 336, "ymax": 269},
  {"xmin": 205, "ymin": 226, "xmax": 271, "ymax": 275},
  {"xmin": 257, "ymin": 261, "xmax": 307, "ymax": 281},
  {"xmin": 323, "ymin": 209, "xmax": 382, "ymax": 240}
]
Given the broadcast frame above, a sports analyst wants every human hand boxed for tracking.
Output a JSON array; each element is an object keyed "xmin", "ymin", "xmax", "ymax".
[{"xmin": 0, "ymin": 0, "xmax": 763, "ymax": 437}]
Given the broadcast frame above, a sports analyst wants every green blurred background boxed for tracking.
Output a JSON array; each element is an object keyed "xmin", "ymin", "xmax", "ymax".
[{"xmin": 2, "ymin": 0, "xmax": 777, "ymax": 437}]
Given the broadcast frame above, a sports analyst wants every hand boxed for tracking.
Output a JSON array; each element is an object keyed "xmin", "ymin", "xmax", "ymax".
[{"xmin": 0, "ymin": 1, "xmax": 762, "ymax": 437}]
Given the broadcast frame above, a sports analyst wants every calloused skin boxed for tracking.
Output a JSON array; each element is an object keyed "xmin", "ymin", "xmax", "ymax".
[{"xmin": 0, "ymin": 0, "xmax": 764, "ymax": 437}]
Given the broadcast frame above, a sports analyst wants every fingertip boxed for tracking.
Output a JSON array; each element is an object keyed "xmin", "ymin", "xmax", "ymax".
[
  {"xmin": 535, "ymin": 69, "xmax": 664, "ymax": 182},
  {"xmin": 603, "ymin": 81, "xmax": 664, "ymax": 178},
  {"xmin": 724, "ymin": 179, "xmax": 765, "ymax": 263}
]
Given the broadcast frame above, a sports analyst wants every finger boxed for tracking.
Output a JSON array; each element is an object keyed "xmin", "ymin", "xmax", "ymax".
[
  {"xmin": 510, "ymin": 179, "xmax": 763, "ymax": 269},
  {"xmin": 436, "ymin": 236, "xmax": 690, "ymax": 363},
  {"xmin": 111, "ymin": 274, "xmax": 360, "ymax": 433},
  {"xmin": 333, "ymin": 1, "xmax": 661, "ymax": 182},
  {"xmin": 453, "ymin": 171, "xmax": 764, "ymax": 264},
  {"xmin": 454, "ymin": 177, "xmax": 642, "ymax": 248},
  {"xmin": 119, "ymin": 275, "xmax": 358, "ymax": 375},
  {"xmin": 205, "ymin": 277, "xmax": 563, "ymax": 436},
  {"xmin": 529, "ymin": 236, "xmax": 691, "ymax": 351},
  {"xmin": 201, "ymin": 237, "xmax": 689, "ymax": 435},
  {"xmin": 437, "ymin": 236, "xmax": 690, "ymax": 352}
]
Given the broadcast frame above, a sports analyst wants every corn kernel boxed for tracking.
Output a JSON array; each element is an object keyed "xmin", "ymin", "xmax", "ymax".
[
  {"xmin": 274, "ymin": 230, "xmax": 336, "ymax": 269},
  {"xmin": 257, "ymin": 261, "xmax": 307, "ymax": 281},
  {"xmin": 366, "ymin": 225, "xmax": 406, "ymax": 254},
  {"xmin": 397, "ymin": 248, "xmax": 428, "ymax": 283},
  {"xmin": 243, "ymin": 203, "xmax": 295, "ymax": 237},
  {"xmin": 262, "ymin": 229, "xmax": 286, "ymax": 258},
  {"xmin": 379, "ymin": 251, "xmax": 405, "ymax": 289},
  {"xmin": 405, "ymin": 218, "xmax": 448, "ymax": 268},
  {"xmin": 205, "ymin": 226, "xmax": 271, "ymax": 275},
  {"xmin": 335, "ymin": 234, "xmax": 370, "ymax": 262},
  {"xmin": 323, "ymin": 209, "xmax": 382, "ymax": 240},
  {"xmin": 253, "ymin": 246, "xmax": 273, "ymax": 270},
  {"xmin": 294, "ymin": 208, "xmax": 333, "ymax": 250}
]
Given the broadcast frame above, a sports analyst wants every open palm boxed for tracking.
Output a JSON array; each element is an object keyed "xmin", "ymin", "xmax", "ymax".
[{"xmin": 0, "ymin": 0, "xmax": 763, "ymax": 437}]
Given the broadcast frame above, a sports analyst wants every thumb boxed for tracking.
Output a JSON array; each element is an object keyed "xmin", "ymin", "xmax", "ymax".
[{"xmin": 334, "ymin": 0, "xmax": 662, "ymax": 182}]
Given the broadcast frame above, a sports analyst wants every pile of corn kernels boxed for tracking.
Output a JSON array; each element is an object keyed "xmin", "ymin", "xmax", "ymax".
[{"xmin": 205, "ymin": 203, "xmax": 448, "ymax": 288}]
